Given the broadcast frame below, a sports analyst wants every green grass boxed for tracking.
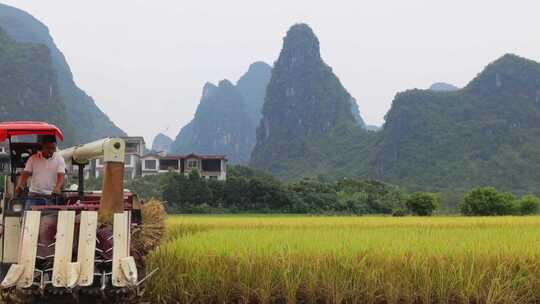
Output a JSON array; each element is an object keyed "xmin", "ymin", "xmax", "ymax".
[{"xmin": 146, "ymin": 215, "xmax": 540, "ymax": 303}]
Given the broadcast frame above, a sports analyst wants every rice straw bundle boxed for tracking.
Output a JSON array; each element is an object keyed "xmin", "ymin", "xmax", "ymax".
[{"xmin": 132, "ymin": 198, "xmax": 167, "ymax": 257}]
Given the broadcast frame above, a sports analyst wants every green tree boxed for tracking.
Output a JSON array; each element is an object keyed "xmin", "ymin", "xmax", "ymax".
[
  {"xmin": 246, "ymin": 177, "xmax": 289, "ymax": 211},
  {"xmin": 222, "ymin": 176, "xmax": 250, "ymax": 210},
  {"xmin": 516, "ymin": 195, "xmax": 540, "ymax": 215},
  {"xmin": 459, "ymin": 187, "xmax": 515, "ymax": 216},
  {"xmin": 228, "ymin": 165, "xmax": 272, "ymax": 179},
  {"xmin": 287, "ymin": 178, "xmax": 338, "ymax": 213},
  {"xmin": 336, "ymin": 191, "xmax": 370, "ymax": 214},
  {"xmin": 175, "ymin": 169, "xmax": 212, "ymax": 208},
  {"xmin": 161, "ymin": 173, "xmax": 186, "ymax": 211},
  {"xmin": 406, "ymin": 192, "xmax": 438, "ymax": 216},
  {"xmin": 125, "ymin": 173, "xmax": 170, "ymax": 200},
  {"xmin": 337, "ymin": 180, "xmax": 406, "ymax": 214},
  {"xmin": 207, "ymin": 179, "xmax": 225, "ymax": 208},
  {"xmin": 188, "ymin": 169, "xmax": 201, "ymax": 181}
]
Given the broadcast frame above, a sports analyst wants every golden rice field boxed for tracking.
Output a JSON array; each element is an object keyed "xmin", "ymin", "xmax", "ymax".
[{"xmin": 146, "ymin": 215, "xmax": 540, "ymax": 304}]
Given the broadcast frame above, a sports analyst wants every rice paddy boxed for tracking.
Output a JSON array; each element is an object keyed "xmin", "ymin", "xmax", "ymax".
[{"xmin": 146, "ymin": 215, "xmax": 540, "ymax": 303}]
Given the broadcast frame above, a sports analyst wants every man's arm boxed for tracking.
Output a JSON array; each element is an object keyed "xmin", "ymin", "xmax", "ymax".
[
  {"xmin": 53, "ymin": 155, "xmax": 67, "ymax": 195},
  {"xmin": 15, "ymin": 171, "xmax": 31, "ymax": 196},
  {"xmin": 53, "ymin": 173, "xmax": 65, "ymax": 195},
  {"xmin": 16, "ymin": 156, "xmax": 34, "ymax": 196}
]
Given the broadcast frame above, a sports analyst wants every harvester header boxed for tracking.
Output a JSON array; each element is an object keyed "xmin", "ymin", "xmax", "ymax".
[{"xmin": 0, "ymin": 122, "xmax": 153, "ymax": 302}]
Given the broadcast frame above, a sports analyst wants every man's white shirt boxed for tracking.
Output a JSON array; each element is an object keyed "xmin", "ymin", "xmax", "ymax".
[{"xmin": 23, "ymin": 152, "xmax": 66, "ymax": 195}]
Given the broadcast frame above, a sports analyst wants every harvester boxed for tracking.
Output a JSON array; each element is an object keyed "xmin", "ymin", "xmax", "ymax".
[{"xmin": 0, "ymin": 122, "xmax": 159, "ymax": 303}]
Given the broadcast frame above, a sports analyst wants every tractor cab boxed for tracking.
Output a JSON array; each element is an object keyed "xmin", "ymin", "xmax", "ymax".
[{"xmin": 0, "ymin": 123, "xmax": 65, "ymax": 215}]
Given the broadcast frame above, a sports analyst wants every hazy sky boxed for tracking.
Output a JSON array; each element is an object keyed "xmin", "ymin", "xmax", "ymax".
[{"xmin": 3, "ymin": 1, "xmax": 540, "ymax": 145}]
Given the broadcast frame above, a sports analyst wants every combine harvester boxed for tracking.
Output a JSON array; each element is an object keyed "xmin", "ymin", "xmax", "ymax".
[{"xmin": 0, "ymin": 122, "xmax": 159, "ymax": 303}]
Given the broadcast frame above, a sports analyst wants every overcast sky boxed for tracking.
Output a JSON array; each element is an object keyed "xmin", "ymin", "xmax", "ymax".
[{"xmin": 3, "ymin": 0, "xmax": 540, "ymax": 145}]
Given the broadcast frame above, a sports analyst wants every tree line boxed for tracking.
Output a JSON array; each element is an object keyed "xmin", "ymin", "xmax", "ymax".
[{"xmin": 121, "ymin": 166, "xmax": 539, "ymax": 216}]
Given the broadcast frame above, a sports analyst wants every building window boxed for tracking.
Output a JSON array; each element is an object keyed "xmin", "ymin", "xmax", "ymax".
[
  {"xmin": 187, "ymin": 159, "xmax": 198, "ymax": 169},
  {"xmin": 145, "ymin": 159, "xmax": 157, "ymax": 170},
  {"xmin": 126, "ymin": 142, "xmax": 138, "ymax": 153},
  {"xmin": 202, "ymin": 159, "xmax": 221, "ymax": 172},
  {"xmin": 125, "ymin": 155, "xmax": 132, "ymax": 165},
  {"xmin": 160, "ymin": 159, "xmax": 179, "ymax": 171}
]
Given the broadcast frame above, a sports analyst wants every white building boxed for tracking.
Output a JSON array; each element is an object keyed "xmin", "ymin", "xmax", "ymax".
[{"xmin": 141, "ymin": 153, "xmax": 227, "ymax": 180}]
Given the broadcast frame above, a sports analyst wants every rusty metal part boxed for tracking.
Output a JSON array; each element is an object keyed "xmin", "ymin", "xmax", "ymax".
[{"xmin": 98, "ymin": 162, "xmax": 125, "ymax": 224}]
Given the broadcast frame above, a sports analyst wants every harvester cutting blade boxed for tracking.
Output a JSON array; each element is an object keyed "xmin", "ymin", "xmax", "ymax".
[
  {"xmin": 52, "ymin": 211, "xmax": 76, "ymax": 287},
  {"xmin": 0, "ymin": 264, "xmax": 24, "ymax": 288},
  {"xmin": 67, "ymin": 262, "xmax": 81, "ymax": 288},
  {"xmin": 77, "ymin": 211, "xmax": 98, "ymax": 286},
  {"xmin": 1, "ymin": 211, "xmax": 41, "ymax": 289},
  {"xmin": 120, "ymin": 256, "xmax": 138, "ymax": 285},
  {"xmin": 112, "ymin": 211, "xmax": 137, "ymax": 287}
]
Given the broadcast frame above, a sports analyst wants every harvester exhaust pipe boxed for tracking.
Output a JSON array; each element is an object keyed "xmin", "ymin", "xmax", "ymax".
[{"xmin": 60, "ymin": 138, "xmax": 126, "ymax": 223}]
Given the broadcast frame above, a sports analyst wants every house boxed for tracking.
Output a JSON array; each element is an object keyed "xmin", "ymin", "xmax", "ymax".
[
  {"xmin": 141, "ymin": 153, "xmax": 227, "ymax": 180},
  {"xmin": 67, "ymin": 136, "xmax": 228, "ymax": 181}
]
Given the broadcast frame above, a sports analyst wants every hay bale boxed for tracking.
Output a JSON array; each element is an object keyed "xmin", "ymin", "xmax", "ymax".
[{"xmin": 132, "ymin": 198, "xmax": 167, "ymax": 257}]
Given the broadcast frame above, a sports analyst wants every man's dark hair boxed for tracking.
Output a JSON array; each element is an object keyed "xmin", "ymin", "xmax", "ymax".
[{"xmin": 39, "ymin": 135, "xmax": 57, "ymax": 145}]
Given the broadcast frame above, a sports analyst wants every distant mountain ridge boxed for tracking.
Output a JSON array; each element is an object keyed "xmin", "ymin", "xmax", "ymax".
[
  {"xmin": 350, "ymin": 97, "xmax": 366, "ymax": 127},
  {"xmin": 151, "ymin": 133, "xmax": 173, "ymax": 153},
  {"xmin": 373, "ymin": 54, "xmax": 540, "ymax": 193},
  {"xmin": 0, "ymin": 3, "xmax": 125, "ymax": 145},
  {"xmin": 366, "ymin": 125, "xmax": 381, "ymax": 131},
  {"xmin": 247, "ymin": 24, "xmax": 540, "ymax": 194},
  {"xmin": 429, "ymin": 82, "xmax": 459, "ymax": 92},
  {"xmin": 171, "ymin": 62, "xmax": 272, "ymax": 164},
  {"xmin": 250, "ymin": 23, "xmax": 368, "ymax": 173},
  {"xmin": 0, "ymin": 27, "xmax": 71, "ymax": 140},
  {"xmin": 236, "ymin": 61, "xmax": 272, "ymax": 123}
]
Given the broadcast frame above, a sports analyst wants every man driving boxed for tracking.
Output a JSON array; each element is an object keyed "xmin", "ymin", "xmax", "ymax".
[{"xmin": 15, "ymin": 135, "xmax": 66, "ymax": 208}]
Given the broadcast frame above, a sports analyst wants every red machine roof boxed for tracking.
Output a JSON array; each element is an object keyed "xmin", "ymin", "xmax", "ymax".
[{"xmin": 0, "ymin": 121, "xmax": 64, "ymax": 142}]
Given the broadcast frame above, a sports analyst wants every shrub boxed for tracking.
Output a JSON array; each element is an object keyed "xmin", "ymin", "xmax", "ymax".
[
  {"xmin": 405, "ymin": 192, "xmax": 438, "ymax": 216},
  {"xmin": 459, "ymin": 187, "xmax": 515, "ymax": 216},
  {"xmin": 337, "ymin": 180, "xmax": 407, "ymax": 214},
  {"xmin": 516, "ymin": 195, "xmax": 540, "ymax": 215},
  {"xmin": 336, "ymin": 191, "xmax": 370, "ymax": 214},
  {"xmin": 392, "ymin": 208, "xmax": 407, "ymax": 217}
]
